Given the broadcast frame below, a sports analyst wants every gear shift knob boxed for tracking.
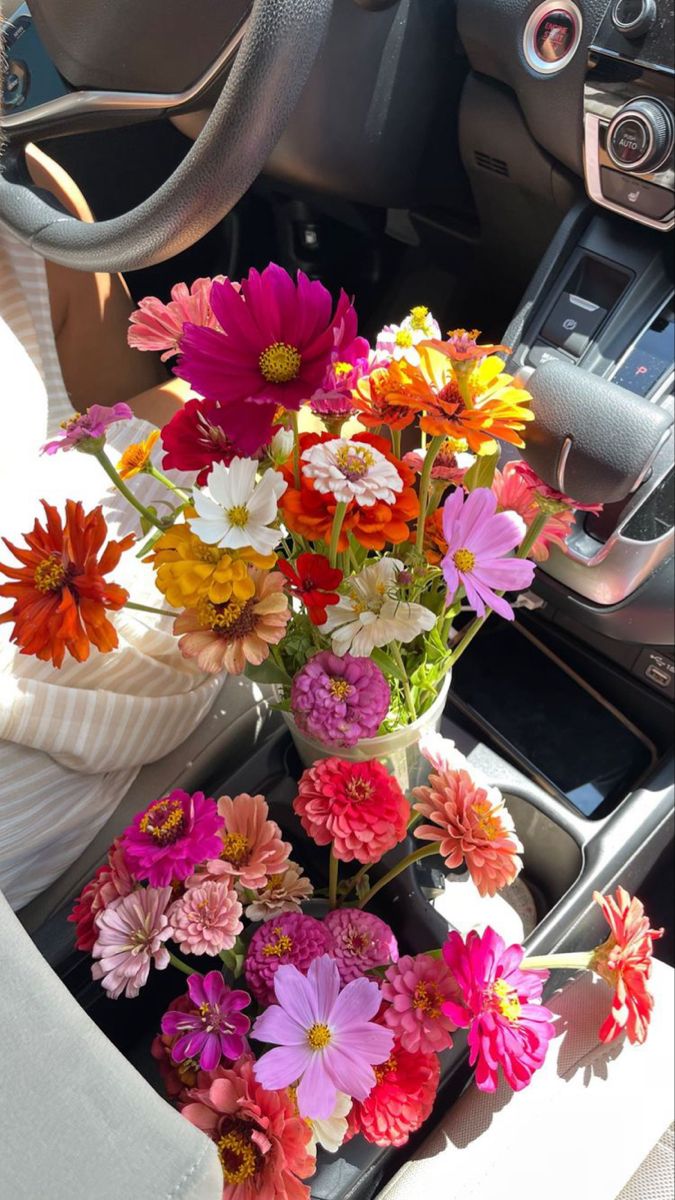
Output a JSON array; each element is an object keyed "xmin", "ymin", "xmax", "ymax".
[{"xmin": 522, "ymin": 360, "xmax": 673, "ymax": 507}]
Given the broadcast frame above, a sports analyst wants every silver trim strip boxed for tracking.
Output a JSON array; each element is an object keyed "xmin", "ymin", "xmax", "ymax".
[
  {"xmin": 583, "ymin": 112, "xmax": 675, "ymax": 232},
  {"xmin": 589, "ymin": 43, "xmax": 675, "ymax": 77},
  {"xmin": 523, "ymin": 1, "xmax": 583, "ymax": 75},
  {"xmin": 0, "ymin": 8, "xmax": 249, "ymax": 132}
]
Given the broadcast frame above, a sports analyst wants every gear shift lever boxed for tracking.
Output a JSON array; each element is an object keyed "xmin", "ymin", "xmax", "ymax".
[{"xmin": 522, "ymin": 360, "xmax": 673, "ymax": 507}]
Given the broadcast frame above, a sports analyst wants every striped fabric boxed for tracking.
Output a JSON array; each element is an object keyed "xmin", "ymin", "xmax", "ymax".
[{"xmin": 0, "ymin": 229, "xmax": 222, "ymax": 910}]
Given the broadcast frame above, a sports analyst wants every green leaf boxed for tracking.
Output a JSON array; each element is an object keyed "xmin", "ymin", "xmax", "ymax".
[
  {"xmin": 244, "ymin": 659, "xmax": 291, "ymax": 685},
  {"xmin": 371, "ymin": 647, "xmax": 406, "ymax": 683},
  {"xmin": 139, "ymin": 506, "xmax": 158, "ymax": 536},
  {"xmin": 463, "ymin": 447, "xmax": 499, "ymax": 493}
]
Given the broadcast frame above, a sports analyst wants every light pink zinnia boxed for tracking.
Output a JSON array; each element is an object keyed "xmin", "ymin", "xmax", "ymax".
[
  {"xmin": 413, "ymin": 748, "xmax": 523, "ymax": 897},
  {"xmin": 403, "ymin": 442, "xmax": 474, "ymax": 484},
  {"xmin": 323, "ymin": 909, "xmax": 399, "ymax": 984},
  {"xmin": 492, "ymin": 462, "xmax": 575, "ymax": 563},
  {"xmin": 514, "ymin": 460, "xmax": 603, "ymax": 514},
  {"xmin": 169, "ymin": 880, "xmax": 243, "ymax": 956},
  {"xmin": 196, "ymin": 793, "xmax": 291, "ymax": 891},
  {"xmin": 91, "ymin": 887, "xmax": 172, "ymax": 999},
  {"xmin": 244, "ymin": 862, "xmax": 314, "ymax": 923},
  {"xmin": 440, "ymin": 486, "xmax": 535, "ymax": 620},
  {"xmin": 381, "ymin": 953, "xmax": 457, "ymax": 1054},
  {"xmin": 127, "ymin": 276, "xmax": 227, "ymax": 360}
]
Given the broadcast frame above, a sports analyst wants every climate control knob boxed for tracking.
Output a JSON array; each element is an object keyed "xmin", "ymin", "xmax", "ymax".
[
  {"xmin": 611, "ymin": 0, "xmax": 657, "ymax": 39},
  {"xmin": 607, "ymin": 98, "xmax": 674, "ymax": 173}
]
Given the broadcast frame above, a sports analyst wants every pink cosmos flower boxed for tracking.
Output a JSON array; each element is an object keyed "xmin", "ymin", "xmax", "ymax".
[
  {"xmin": 345, "ymin": 1039, "xmax": 440, "ymax": 1148},
  {"xmin": 440, "ymin": 486, "xmax": 535, "ymax": 620},
  {"xmin": 91, "ymin": 886, "xmax": 172, "ymax": 999},
  {"xmin": 442, "ymin": 927, "xmax": 555, "ymax": 1092},
  {"xmin": 161, "ymin": 972, "xmax": 251, "ymax": 1071},
  {"xmin": 181, "ymin": 1056, "xmax": 315, "ymax": 1200},
  {"xmin": 122, "ymin": 790, "xmax": 223, "ymax": 888},
  {"xmin": 245, "ymin": 912, "xmax": 335, "ymax": 1007},
  {"xmin": 492, "ymin": 461, "xmax": 575, "ymax": 563},
  {"xmin": 68, "ymin": 839, "xmax": 136, "ymax": 952},
  {"xmin": 127, "ymin": 276, "xmax": 227, "ymax": 360},
  {"xmin": 252, "ymin": 954, "xmax": 395, "ymax": 1120},
  {"xmin": 175, "ymin": 264, "xmax": 356, "ymax": 454},
  {"xmin": 160, "ymin": 396, "xmax": 242, "ymax": 485},
  {"xmin": 169, "ymin": 880, "xmax": 243, "ymax": 956},
  {"xmin": 413, "ymin": 740, "xmax": 523, "ymax": 896},
  {"xmin": 244, "ymin": 862, "xmax": 314, "ymax": 923},
  {"xmin": 381, "ymin": 953, "xmax": 457, "ymax": 1054},
  {"xmin": 323, "ymin": 909, "xmax": 399, "ymax": 984},
  {"xmin": 514, "ymin": 460, "xmax": 603, "ymax": 514},
  {"xmin": 196, "ymin": 793, "xmax": 291, "ymax": 891},
  {"xmin": 41, "ymin": 403, "xmax": 133, "ymax": 455}
]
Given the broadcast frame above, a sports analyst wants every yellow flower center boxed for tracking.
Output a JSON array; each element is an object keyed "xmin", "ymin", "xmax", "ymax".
[
  {"xmin": 345, "ymin": 777, "xmax": 374, "ymax": 803},
  {"xmin": 491, "ymin": 978, "xmax": 522, "ymax": 1023},
  {"xmin": 193, "ymin": 542, "xmax": 223, "ymax": 564},
  {"xmin": 259, "ymin": 342, "xmax": 302, "ymax": 384},
  {"xmin": 329, "ymin": 678, "xmax": 352, "ymax": 701},
  {"xmin": 217, "ymin": 1130, "xmax": 258, "ymax": 1185},
  {"xmin": 221, "ymin": 832, "xmax": 250, "ymax": 866},
  {"xmin": 412, "ymin": 980, "xmax": 443, "ymax": 1018},
  {"xmin": 409, "ymin": 305, "xmax": 430, "ymax": 331},
  {"xmin": 472, "ymin": 797, "xmax": 500, "ymax": 841},
  {"xmin": 34, "ymin": 556, "xmax": 67, "ymax": 593},
  {"xmin": 453, "ymin": 548, "xmax": 475, "ymax": 573},
  {"xmin": 334, "ymin": 444, "xmax": 375, "ymax": 480},
  {"xmin": 375, "ymin": 1053, "xmax": 398, "ymax": 1083},
  {"xmin": 139, "ymin": 796, "xmax": 185, "ymax": 845},
  {"xmin": 226, "ymin": 505, "xmax": 249, "ymax": 529},
  {"xmin": 197, "ymin": 597, "xmax": 252, "ymax": 633},
  {"xmin": 307, "ymin": 1023, "xmax": 332, "ymax": 1050},
  {"xmin": 441, "ymin": 436, "xmax": 468, "ymax": 457},
  {"xmin": 395, "ymin": 328, "xmax": 414, "ymax": 348},
  {"xmin": 332, "ymin": 361, "xmax": 353, "ymax": 378},
  {"xmin": 267, "ymin": 873, "xmax": 286, "ymax": 889},
  {"xmin": 262, "ymin": 926, "xmax": 294, "ymax": 958}
]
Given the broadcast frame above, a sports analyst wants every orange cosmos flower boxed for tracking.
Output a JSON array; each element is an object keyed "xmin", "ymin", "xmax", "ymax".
[
  {"xmin": 116, "ymin": 429, "xmax": 161, "ymax": 479},
  {"xmin": 353, "ymin": 360, "xmax": 420, "ymax": 431},
  {"xmin": 591, "ymin": 886, "xmax": 664, "ymax": 1046},
  {"xmin": 0, "ymin": 500, "xmax": 134, "ymax": 667}
]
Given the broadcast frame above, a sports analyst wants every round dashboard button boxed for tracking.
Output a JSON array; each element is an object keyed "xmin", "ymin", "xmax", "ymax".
[
  {"xmin": 611, "ymin": 0, "xmax": 657, "ymax": 39},
  {"xmin": 523, "ymin": 2, "xmax": 583, "ymax": 75},
  {"xmin": 609, "ymin": 116, "xmax": 651, "ymax": 166},
  {"xmin": 534, "ymin": 10, "xmax": 578, "ymax": 63}
]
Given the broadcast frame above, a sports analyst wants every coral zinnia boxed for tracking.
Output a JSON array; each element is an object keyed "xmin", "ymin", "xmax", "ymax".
[
  {"xmin": 345, "ymin": 1040, "xmax": 440, "ymax": 1148},
  {"xmin": 0, "ymin": 500, "xmax": 133, "ymax": 667},
  {"xmin": 201, "ymin": 793, "xmax": 291, "ymax": 891},
  {"xmin": 160, "ymin": 396, "xmax": 242, "ymax": 484},
  {"xmin": 442, "ymin": 927, "xmax": 555, "ymax": 1092},
  {"xmin": 122, "ymin": 789, "xmax": 224, "ymax": 887},
  {"xmin": 169, "ymin": 880, "xmax": 243, "ymax": 956},
  {"xmin": 381, "ymin": 953, "xmax": 457, "ymax": 1054},
  {"xmin": 116, "ymin": 429, "xmax": 161, "ymax": 480},
  {"xmin": 91, "ymin": 886, "xmax": 173, "ymax": 999},
  {"xmin": 181, "ymin": 1056, "xmax": 315, "ymax": 1200},
  {"xmin": 161, "ymin": 972, "xmax": 251, "ymax": 1071},
  {"xmin": 128, "ymin": 276, "xmax": 226, "ymax": 360},
  {"xmin": 176, "ymin": 264, "xmax": 356, "ymax": 454},
  {"xmin": 277, "ymin": 552, "xmax": 342, "ymax": 626},
  {"xmin": 440, "ymin": 486, "xmax": 535, "ymax": 620},
  {"xmin": 413, "ymin": 739, "xmax": 523, "ymax": 897},
  {"xmin": 492, "ymin": 462, "xmax": 576, "ymax": 563},
  {"xmin": 323, "ymin": 909, "xmax": 399, "ymax": 985},
  {"xmin": 290, "ymin": 651, "xmax": 390, "ymax": 747},
  {"xmin": 591, "ymin": 886, "xmax": 664, "ymax": 1046},
  {"xmin": 293, "ymin": 757, "xmax": 409, "ymax": 864},
  {"xmin": 245, "ymin": 912, "xmax": 334, "ymax": 1007},
  {"xmin": 173, "ymin": 568, "xmax": 291, "ymax": 675},
  {"xmin": 68, "ymin": 839, "xmax": 136, "ymax": 952}
]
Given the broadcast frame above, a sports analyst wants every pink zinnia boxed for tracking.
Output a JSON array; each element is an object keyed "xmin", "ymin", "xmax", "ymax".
[
  {"xmin": 514, "ymin": 460, "xmax": 603, "ymax": 514},
  {"xmin": 413, "ymin": 742, "xmax": 523, "ymax": 897},
  {"xmin": 91, "ymin": 886, "xmax": 172, "ymax": 999},
  {"xmin": 293, "ymin": 758, "xmax": 409, "ymax": 865},
  {"xmin": 169, "ymin": 880, "xmax": 243, "ymax": 956},
  {"xmin": 323, "ymin": 909, "xmax": 398, "ymax": 984},
  {"xmin": 181, "ymin": 1055, "xmax": 315, "ymax": 1200},
  {"xmin": 160, "ymin": 396, "xmax": 242, "ymax": 485},
  {"xmin": 152, "ymin": 994, "xmax": 205, "ymax": 1099},
  {"xmin": 492, "ymin": 462, "xmax": 575, "ymax": 563},
  {"xmin": 41, "ymin": 403, "xmax": 133, "ymax": 455},
  {"xmin": 128, "ymin": 276, "xmax": 227, "ymax": 360},
  {"xmin": 442, "ymin": 927, "xmax": 555, "ymax": 1092},
  {"xmin": 290, "ymin": 651, "xmax": 391, "ymax": 748},
  {"xmin": 381, "ymin": 953, "xmax": 457, "ymax": 1054},
  {"xmin": 197, "ymin": 793, "xmax": 291, "ymax": 891},
  {"xmin": 122, "ymin": 790, "xmax": 223, "ymax": 888},
  {"xmin": 252, "ymin": 955, "xmax": 394, "ymax": 1120},
  {"xmin": 403, "ymin": 442, "xmax": 474, "ymax": 485},
  {"xmin": 309, "ymin": 330, "xmax": 370, "ymax": 417},
  {"xmin": 68, "ymin": 839, "xmax": 135, "ymax": 952},
  {"xmin": 345, "ymin": 1039, "xmax": 440, "ymax": 1148},
  {"xmin": 245, "ymin": 912, "xmax": 334, "ymax": 1006},
  {"xmin": 440, "ymin": 486, "xmax": 535, "ymax": 620},
  {"xmin": 175, "ymin": 264, "xmax": 356, "ymax": 454},
  {"xmin": 161, "ymin": 971, "xmax": 251, "ymax": 1071}
]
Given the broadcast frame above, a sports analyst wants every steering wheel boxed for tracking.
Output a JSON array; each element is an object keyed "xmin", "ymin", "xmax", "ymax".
[{"xmin": 0, "ymin": 0, "xmax": 332, "ymax": 273}]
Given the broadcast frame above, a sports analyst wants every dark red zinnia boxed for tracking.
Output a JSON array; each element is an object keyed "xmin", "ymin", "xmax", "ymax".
[{"xmin": 160, "ymin": 397, "xmax": 256, "ymax": 485}]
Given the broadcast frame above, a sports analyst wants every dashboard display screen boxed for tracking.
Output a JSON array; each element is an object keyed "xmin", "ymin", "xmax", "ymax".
[
  {"xmin": 614, "ymin": 306, "xmax": 674, "ymax": 398},
  {"xmin": 534, "ymin": 11, "xmax": 578, "ymax": 62}
]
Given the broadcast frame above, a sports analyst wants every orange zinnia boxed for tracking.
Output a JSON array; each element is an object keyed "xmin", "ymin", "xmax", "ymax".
[
  {"xmin": 591, "ymin": 886, "xmax": 664, "ymax": 1046},
  {"xmin": 353, "ymin": 360, "xmax": 420, "ymax": 431},
  {"xmin": 0, "ymin": 500, "xmax": 134, "ymax": 667},
  {"xmin": 117, "ymin": 429, "xmax": 161, "ymax": 479}
]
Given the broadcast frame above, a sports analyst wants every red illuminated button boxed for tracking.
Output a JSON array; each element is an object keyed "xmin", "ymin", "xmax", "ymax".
[{"xmin": 534, "ymin": 10, "xmax": 578, "ymax": 62}]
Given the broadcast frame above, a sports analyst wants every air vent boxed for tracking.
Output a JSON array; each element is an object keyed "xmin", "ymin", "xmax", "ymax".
[{"xmin": 474, "ymin": 151, "xmax": 510, "ymax": 177}]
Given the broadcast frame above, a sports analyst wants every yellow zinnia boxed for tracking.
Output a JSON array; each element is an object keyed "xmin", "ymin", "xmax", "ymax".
[
  {"xmin": 149, "ymin": 522, "xmax": 276, "ymax": 609},
  {"xmin": 117, "ymin": 430, "xmax": 161, "ymax": 479}
]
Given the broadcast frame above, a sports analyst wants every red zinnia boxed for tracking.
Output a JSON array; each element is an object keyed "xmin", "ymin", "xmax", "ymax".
[
  {"xmin": 345, "ymin": 1040, "xmax": 440, "ymax": 1148},
  {"xmin": 277, "ymin": 553, "xmax": 343, "ymax": 625},
  {"xmin": 591, "ymin": 886, "xmax": 664, "ymax": 1046},
  {"xmin": 160, "ymin": 396, "xmax": 243, "ymax": 485},
  {"xmin": 0, "ymin": 500, "xmax": 133, "ymax": 667},
  {"xmin": 293, "ymin": 758, "xmax": 408, "ymax": 864},
  {"xmin": 68, "ymin": 839, "xmax": 136, "ymax": 952}
]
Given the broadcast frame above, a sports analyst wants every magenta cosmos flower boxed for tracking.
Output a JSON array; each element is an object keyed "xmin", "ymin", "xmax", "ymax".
[
  {"xmin": 442, "ymin": 927, "xmax": 556, "ymax": 1092},
  {"xmin": 92, "ymin": 886, "xmax": 172, "ymax": 999},
  {"xmin": 245, "ymin": 911, "xmax": 334, "ymax": 1006},
  {"xmin": 323, "ymin": 909, "xmax": 398, "ymax": 984},
  {"xmin": 122, "ymin": 790, "xmax": 223, "ymax": 887},
  {"xmin": 128, "ymin": 276, "xmax": 227, "ymax": 360},
  {"xmin": 252, "ymin": 954, "xmax": 394, "ymax": 1120},
  {"xmin": 291, "ymin": 651, "xmax": 390, "ymax": 748},
  {"xmin": 441, "ymin": 486, "xmax": 535, "ymax": 620},
  {"xmin": 161, "ymin": 971, "xmax": 251, "ymax": 1071},
  {"xmin": 175, "ymin": 264, "xmax": 356, "ymax": 453},
  {"xmin": 41, "ymin": 403, "xmax": 133, "ymax": 455}
]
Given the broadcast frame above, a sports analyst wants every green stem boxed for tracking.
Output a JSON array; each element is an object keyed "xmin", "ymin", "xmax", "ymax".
[
  {"xmin": 125, "ymin": 600, "xmax": 177, "ymax": 618},
  {"xmin": 290, "ymin": 412, "xmax": 301, "ymax": 489},
  {"xmin": 516, "ymin": 510, "xmax": 549, "ymax": 559},
  {"xmin": 358, "ymin": 843, "xmax": 438, "ymax": 910},
  {"xmin": 415, "ymin": 436, "xmax": 445, "ymax": 555},
  {"xmin": 391, "ymin": 428, "xmax": 401, "ymax": 459},
  {"xmin": 521, "ymin": 951, "xmax": 595, "ymax": 972},
  {"xmin": 391, "ymin": 641, "xmax": 416, "ymax": 721},
  {"xmin": 135, "ymin": 526, "xmax": 167, "ymax": 560},
  {"xmin": 147, "ymin": 464, "xmax": 191, "ymax": 503},
  {"xmin": 168, "ymin": 951, "xmax": 195, "ymax": 977},
  {"xmin": 340, "ymin": 862, "xmax": 370, "ymax": 902},
  {"xmin": 328, "ymin": 501, "xmax": 348, "ymax": 569},
  {"xmin": 94, "ymin": 450, "xmax": 165, "ymax": 531},
  {"xmin": 328, "ymin": 850, "xmax": 339, "ymax": 910}
]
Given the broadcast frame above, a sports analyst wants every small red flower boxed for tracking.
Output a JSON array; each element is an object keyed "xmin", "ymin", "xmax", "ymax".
[
  {"xmin": 591, "ymin": 887, "xmax": 664, "ymax": 1046},
  {"xmin": 277, "ymin": 553, "xmax": 343, "ymax": 625},
  {"xmin": 160, "ymin": 397, "xmax": 246, "ymax": 485},
  {"xmin": 345, "ymin": 1040, "xmax": 440, "ymax": 1148}
]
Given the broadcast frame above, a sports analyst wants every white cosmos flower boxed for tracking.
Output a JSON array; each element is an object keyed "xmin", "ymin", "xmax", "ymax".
[
  {"xmin": 320, "ymin": 557, "xmax": 436, "ymax": 657},
  {"xmin": 301, "ymin": 439, "xmax": 403, "ymax": 507},
  {"xmin": 305, "ymin": 1092, "xmax": 352, "ymax": 1154},
  {"xmin": 375, "ymin": 306, "xmax": 442, "ymax": 367},
  {"xmin": 189, "ymin": 458, "xmax": 287, "ymax": 556}
]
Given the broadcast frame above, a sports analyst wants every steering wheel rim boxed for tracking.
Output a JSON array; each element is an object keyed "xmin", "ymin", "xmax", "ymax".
[{"xmin": 0, "ymin": 0, "xmax": 333, "ymax": 273}]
